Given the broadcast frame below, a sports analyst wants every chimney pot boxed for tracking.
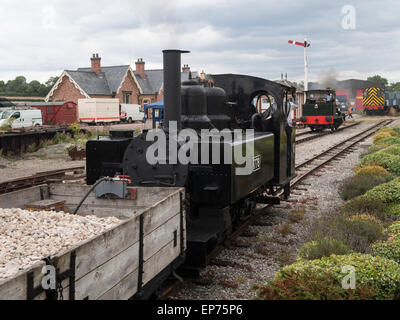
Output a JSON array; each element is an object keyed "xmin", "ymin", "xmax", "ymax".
[
  {"xmin": 135, "ymin": 58, "xmax": 146, "ymax": 78},
  {"xmin": 91, "ymin": 53, "xmax": 102, "ymax": 76}
]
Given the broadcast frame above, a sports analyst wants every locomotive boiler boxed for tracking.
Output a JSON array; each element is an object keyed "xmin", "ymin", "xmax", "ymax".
[{"xmin": 86, "ymin": 50, "xmax": 296, "ymax": 270}]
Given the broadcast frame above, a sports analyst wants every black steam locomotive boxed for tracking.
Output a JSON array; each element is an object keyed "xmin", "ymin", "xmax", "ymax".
[{"xmin": 86, "ymin": 50, "xmax": 296, "ymax": 269}]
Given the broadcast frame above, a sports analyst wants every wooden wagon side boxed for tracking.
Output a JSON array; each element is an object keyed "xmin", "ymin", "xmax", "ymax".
[{"xmin": 0, "ymin": 184, "xmax": 186, "ymax": 300}]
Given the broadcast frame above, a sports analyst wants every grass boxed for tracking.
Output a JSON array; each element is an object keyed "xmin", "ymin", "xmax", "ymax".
[
  {"xmin": 276, "ymin": 223, "xmax": 295, "ymax": 236},
  {"xmin": 289, "ymin": 210, "xmax": 305, "ymax": 223}
]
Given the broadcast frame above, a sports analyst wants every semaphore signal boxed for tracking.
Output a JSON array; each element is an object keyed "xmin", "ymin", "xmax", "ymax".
[{"xmin": 288, "ymin": 38, "xmax": 311, "ymax": 102}]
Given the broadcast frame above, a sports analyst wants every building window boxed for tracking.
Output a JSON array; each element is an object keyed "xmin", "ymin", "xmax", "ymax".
[{"xmin": 123, "ymin": 92, "xmax": 132, "ymax": 104}]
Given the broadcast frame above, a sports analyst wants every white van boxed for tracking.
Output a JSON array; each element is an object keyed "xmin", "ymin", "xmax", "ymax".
[
  {"xmin": 120, "ymin": 104, "xmax": 145, "ymax": 123},
  {"xmin": 0, "ymin": 109, "xmax": 43, "ymax": 128}
]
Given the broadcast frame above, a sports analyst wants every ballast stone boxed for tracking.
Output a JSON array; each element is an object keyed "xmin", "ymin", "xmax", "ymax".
[{"xmin": 0, "ymin": 208, "xmax": 120, "ymax": 280}]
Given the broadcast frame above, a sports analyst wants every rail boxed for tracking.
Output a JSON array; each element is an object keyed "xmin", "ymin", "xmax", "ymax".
[{"xmin": 0, "ymin": 166, "xmax": 85, "ymax": 194}]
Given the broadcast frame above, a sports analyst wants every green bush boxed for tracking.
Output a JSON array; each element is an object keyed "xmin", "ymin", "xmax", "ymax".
[
  {"xmin": 377, "ymin": 136, "xmax": 400, "ymax": 146},
  {"xmin": 275, "ymin": 254, "xmax": 400, "ymax": 300},
  {"xmin": 387, "ymin": 204, "xmax": 400, "ymax": 218},
  {"xmin": 372, "ymin": 238, "xmax": 400, "ymax": 264},
  {"xmin": 380, "ymin": 145, "xmax": 400, "ymax": 156},
  {"xmin": 386, "ymin": 221, "xmax": 400, "ymax": 238},
  {"xmin": 253, "ymin": 269, "xmax": 378, "ymax": 300},
  {"xmin": 343, "ymin": 197, "xmax": 388, "ymax": 221},
  {"xmin": 360, "ymin": 152, "xmax": 400, "ymax": 176},
  {"xmin": 363, "ymin": 177, "xmax": 400, "ymax": 203},
  {"xmin": 298, "ymin": 237, "xmax": 352, "ymax": 260},
  {"xmin": 345, "ymin": 214, "xmax": 385, "ymax": 243},
  {"xmin": 363, "ymin": 145, "xmax": 386, "ymax": 156},
  {"xmin": 340, "ymin": 174, "xmax": 393, "ymax": 201},
  {"xmin": 321, "ymin": 214, "xmax": 385, "ymax": 253},
  {"xmin": 362, "ymin": 144, "xmax": 387, "ymax": 156}
]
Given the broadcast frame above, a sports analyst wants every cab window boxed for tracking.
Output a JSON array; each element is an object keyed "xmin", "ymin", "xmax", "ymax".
[{"xmin": 11, "ymin": 112, "xmax": 20, "ymax": 119}]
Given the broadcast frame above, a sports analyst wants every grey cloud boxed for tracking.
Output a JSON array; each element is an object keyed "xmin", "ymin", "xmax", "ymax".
[{"xmin": 0, "ymin": 0, "xmax": 399, "ymax": 84}]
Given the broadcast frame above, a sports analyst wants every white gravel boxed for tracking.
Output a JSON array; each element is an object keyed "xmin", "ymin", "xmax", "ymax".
[{"xmin": 0, "ymin": 208, "xmax": 120, "ymax": 281}]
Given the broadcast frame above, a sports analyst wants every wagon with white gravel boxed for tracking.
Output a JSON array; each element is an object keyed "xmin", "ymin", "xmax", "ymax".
[{"xmin": 0, "ymin": 184, "xmax": 186, "ymax": 300}]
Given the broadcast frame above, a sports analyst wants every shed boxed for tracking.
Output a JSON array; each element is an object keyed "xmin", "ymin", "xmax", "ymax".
[{"xmin": 28, "ymin": 102, "xmax": 78, "ymax": 125}]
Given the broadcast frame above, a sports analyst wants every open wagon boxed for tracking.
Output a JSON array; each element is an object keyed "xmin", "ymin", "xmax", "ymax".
[{"xmin": 0, "ymin": 184, "xmax": 185, "ymax": 300}]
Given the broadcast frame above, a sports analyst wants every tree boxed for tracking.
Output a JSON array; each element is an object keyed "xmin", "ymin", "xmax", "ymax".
[
  {"xmin": 0, "ymin": 76, "xmax": 57, "ymax": 96},
  {"xmin": 5, "ymin": 76, "xmax": 28, "ymax": 93},
  {"xmin": 38, "ymin": 84, "xmax": 49, "ymax": 96},
  {"xmin": 367, "ymin": 75, "xmax": 388, "ymax": 87},
  {"xmin": 26, "ymin": 80, "xmax": 41, "ymax": 95},
  {"xmin": 387, "ymin": 82, "xmax": 400, "ymax": 92},
  {"xmin": 45, "ymin": 76, "xmax": 59, "ymax": 88}
]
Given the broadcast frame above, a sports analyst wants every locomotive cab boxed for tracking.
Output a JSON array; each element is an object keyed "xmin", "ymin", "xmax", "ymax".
[{"xmin": 300, "ymin": 89, "xmax": 345, "ymax": 132}]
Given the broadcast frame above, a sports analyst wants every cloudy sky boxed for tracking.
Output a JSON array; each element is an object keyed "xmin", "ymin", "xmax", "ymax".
[{"xmin": 1, "ymin": 0, "xmax": 399, "ymax": 84}]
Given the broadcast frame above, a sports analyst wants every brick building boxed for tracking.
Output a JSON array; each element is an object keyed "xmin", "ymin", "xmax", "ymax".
[{"xmin": 45, "ymin": 54, "xmax": 195, "ymax": 116}]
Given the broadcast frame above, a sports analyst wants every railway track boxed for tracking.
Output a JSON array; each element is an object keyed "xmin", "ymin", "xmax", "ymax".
[
  {"xmin": 292, "ymin": 119, "xmax": 392, "ymax": 188},
  {"xmin": 0, "ymin": 165, "xmax": 85, "ymax": 194},
  {"xmin": 163, "ymin": 119, "xmax": 392, "ymax": 299},
  {"xmin": 296, "ymin": 121, "xmax": 360, "ymax": 145}
]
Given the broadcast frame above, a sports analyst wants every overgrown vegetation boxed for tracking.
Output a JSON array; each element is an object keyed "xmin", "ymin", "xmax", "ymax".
[{"xmin": 298, "ymin": 237, "xmax": 352, "ymax": 260}]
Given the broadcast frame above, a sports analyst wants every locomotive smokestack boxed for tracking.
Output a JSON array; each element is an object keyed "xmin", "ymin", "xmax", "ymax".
[{"xmin": 163, "ymin": 49, "xmax": 190, "ymax": 131}]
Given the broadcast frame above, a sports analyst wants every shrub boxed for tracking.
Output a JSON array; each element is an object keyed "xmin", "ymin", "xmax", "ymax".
[
  {"xmin": 309, "ymin": 213, "xmax": 383, "ymax": 253},
  {"xmin": 386, "ymin": 221, "xmax": 400, "ymax": 238},
  {"xmin": 343, "ymin": 197, "xmax": 388, "ymax": 221},
  {"xmin": 372, "ymin": 238, "xmax": 400, "ymax": 263},
  {"xmin": 345, "ymin": 214, "xmax": 384, "ymax": 243},
  {"xmin": 253, "ymin": 269, "xmax": 378, "ymax": 300},
  {"xmin": 380, "ymin": 145, "xmax": 400, "ymax": 156},
  {"xmin": 355, "ymin": 165, "xmax": 390, "ymax": 177},
  {"xmin": 374, "ymin": 131, "xmax": 395, "ymax": 144},
  {"xmin": 376, "ymin": 136, "xmax": 400, "ymax": 147},
  {"xmin": 362, "ymin": 144, "xmax": 387, "ymax": 156},
  {"xmin": 378, "ymin": 127, "xmax": 397, "ymax": 136},
  {"xmin": 363, "ymin": 177, "xmax": 400, "ymax": 203},
  {"xmin": 387, "ymin": 204, "xmax": 400, "ymax": 218},
  {"xmin": 360, "ymin": 152, "xmax": 400, "ymax": 176},
  {"xmin": 340, "ymin": 174, "xmax": 393, "ymax": 201},
  {"xmin": 275, "ymin": 254, "xmax": 400, "ymax": 300},
  {"xmin": 298, "ymin": 237, "xmax": 352, "ymax": 260}
]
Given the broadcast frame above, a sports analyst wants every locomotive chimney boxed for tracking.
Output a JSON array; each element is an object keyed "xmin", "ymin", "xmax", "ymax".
[{"xmin": 162, "ymin": 49, "xmax": 190, "ymax": 131}]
